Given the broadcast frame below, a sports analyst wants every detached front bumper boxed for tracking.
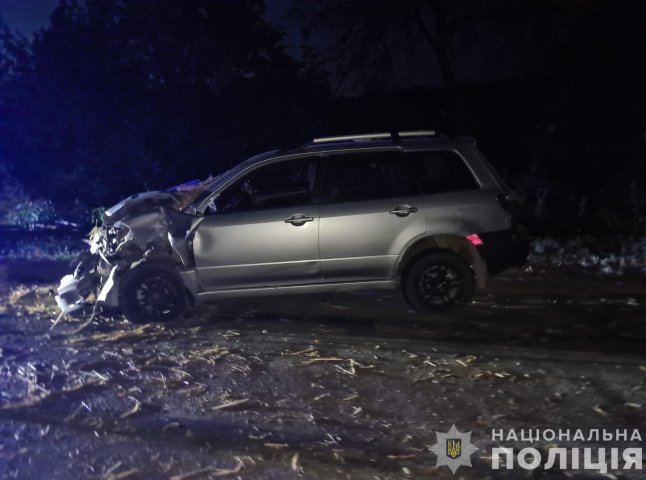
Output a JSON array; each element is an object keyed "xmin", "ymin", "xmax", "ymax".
[
  {"xmin": 55, "ymin": 254, "xmax": 117, "ymax": 316},
  {"xmin": 55, "ymin": 274, "xmax": 90, "ymax": 316}
]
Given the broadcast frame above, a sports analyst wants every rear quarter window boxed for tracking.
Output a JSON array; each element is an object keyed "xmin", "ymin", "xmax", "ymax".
[{"xmin": 407, "ymin": 151, "xmax": 479, "ymax": 194}]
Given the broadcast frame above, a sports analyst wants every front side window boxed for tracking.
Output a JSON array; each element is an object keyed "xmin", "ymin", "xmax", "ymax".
[
  {"xmin": 322, "ymin": 151, "xmax": 415, "ymax": 203},
  {"xmin": 211, "ymin": 157, "xmax": 317, "ymax": 213},
  {"xmin": 408, "ymin": 151, "xmax": 478, "ymax": 194}
]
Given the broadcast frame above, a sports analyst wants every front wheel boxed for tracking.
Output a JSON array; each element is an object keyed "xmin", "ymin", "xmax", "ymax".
[
  {"xmin": 118, "ymin": 263, "xmax": 187, "ymax": 323},
  {"xmin": 403, "ymin": 252, "xmax": 474, "ymax": 314}
]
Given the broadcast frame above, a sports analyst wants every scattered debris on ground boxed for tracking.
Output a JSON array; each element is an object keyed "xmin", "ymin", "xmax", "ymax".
[{"xmin": 0, "ymin": 266, "xmax": 645, "ymax": 478}]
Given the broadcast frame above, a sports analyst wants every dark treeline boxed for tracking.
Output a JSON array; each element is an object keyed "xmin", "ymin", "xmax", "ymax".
[{"xmin": 1, "ymin": 0, "xmax": 645, "ymax": 234}]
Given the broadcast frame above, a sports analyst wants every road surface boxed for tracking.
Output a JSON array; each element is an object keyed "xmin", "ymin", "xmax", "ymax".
[{"xmin": 0, "ymin": 262, "xmax": 645, "ymax": 479}]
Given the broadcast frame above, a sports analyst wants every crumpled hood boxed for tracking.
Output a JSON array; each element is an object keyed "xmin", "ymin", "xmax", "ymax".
[{"xmin": 104, "ymin": 191, "xmax": 179, "ymax": 225}]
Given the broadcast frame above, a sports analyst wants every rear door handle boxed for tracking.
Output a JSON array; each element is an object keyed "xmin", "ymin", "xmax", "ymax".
[
  {"xmin": 284, "ymin": 214, "xmax": 314, "ymax": 226},
  {"xmin": 389, "ymin": 205, "xmax": 418, "ymax": 217}
]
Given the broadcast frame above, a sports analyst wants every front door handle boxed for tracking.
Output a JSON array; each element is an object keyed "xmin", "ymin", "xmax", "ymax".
[
  {"xmin": 284, "ymin": 214, "xmax": 315, "ymax": 226},
  {"xmin": 389, "ymin": 205, "xmax": 419, "ymax": 217}
]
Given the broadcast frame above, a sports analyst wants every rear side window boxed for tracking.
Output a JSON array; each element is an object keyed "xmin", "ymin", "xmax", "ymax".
[
  {"xmin": 322, "ymin": 151, "xmax": 415, "ymax": 203},
  {"xmin": 408, "ymin": 151, "xmax": 478, "ymax": 194}
]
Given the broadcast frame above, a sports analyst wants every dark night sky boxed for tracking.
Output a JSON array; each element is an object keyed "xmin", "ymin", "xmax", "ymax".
[
  {"xmin": 0, "ymin": 0, "xmax": 293, "ymax": 35},
  {"xmin": 0, "ymin": 0, "xmax": 59, "ymax": 34}
]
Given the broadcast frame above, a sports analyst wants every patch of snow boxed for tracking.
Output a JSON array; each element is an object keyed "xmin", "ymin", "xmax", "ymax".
[{"xmin": 529, "ymin": 236, "xmax": 646, "ymax": 276}]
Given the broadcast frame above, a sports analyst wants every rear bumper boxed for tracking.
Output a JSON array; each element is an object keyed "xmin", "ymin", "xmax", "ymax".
[{"xmin": 477, "ymin": 225, "xmax": 530, "ymax": 276}]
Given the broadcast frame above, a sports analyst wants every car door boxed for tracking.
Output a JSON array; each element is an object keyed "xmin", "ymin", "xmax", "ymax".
[
  {"xmin": 193, "ymin": 156, "xmax": 321, "ymax": 291},
  {"xmin": 318, "ymin": 150, "xmax": 427, "ymax": 283}
]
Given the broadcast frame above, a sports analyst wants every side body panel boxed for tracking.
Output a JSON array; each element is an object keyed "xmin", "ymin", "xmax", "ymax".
[
  {"xmin": 193, "ymin": 205, "xmax": 320, "ymax": 290},
  {"xmin": 319, "ymin": 195, "xmax": 427, "ymax": 282}
]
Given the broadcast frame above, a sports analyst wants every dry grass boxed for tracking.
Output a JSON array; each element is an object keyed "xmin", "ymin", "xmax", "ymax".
[
  {"xmin": 25, "ymin": 302, "xmax": 55, "ymax": 315},
  {"xmin": 69, "ymin": 325, "xmax": 154, "ymax": 344},
  {"xmin": 8, "ymin": 285, "xmax": 31, "ymax": 305},
  {"xmin": 169, "ymin": 459, "xmax": 243, "ymax": 480},
  {"xmin": 3, "ymin": 284, "xmax": 60, "ymax": 318}
]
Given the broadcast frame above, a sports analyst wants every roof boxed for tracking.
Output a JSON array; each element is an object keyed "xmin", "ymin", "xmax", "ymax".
[
  {"xmin": 228, "ymin": 131, "xmax": 476, "ymax": 177},
  {"xmin": 278, "ymin": 131, "xmax": 474, "ymax": 158}
]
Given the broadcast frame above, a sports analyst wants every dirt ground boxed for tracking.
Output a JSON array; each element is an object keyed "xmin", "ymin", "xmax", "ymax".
[{"xmin": 0, "ymin": 261, "xmax": 645, "ymax": 479}]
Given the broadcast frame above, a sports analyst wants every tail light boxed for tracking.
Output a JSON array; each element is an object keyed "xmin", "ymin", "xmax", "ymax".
[{"xmin": 466, "ymin": 234, "xmax": 484, "ymax": 246}]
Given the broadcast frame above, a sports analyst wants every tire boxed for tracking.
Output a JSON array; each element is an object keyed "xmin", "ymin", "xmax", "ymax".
[
  {"xmin": 403, "ymin": 252, "xmax": 475, "ymax": 314},
  {"xmin": 118, "ymin": 263, "xmax": 187, "ymax": 323}
]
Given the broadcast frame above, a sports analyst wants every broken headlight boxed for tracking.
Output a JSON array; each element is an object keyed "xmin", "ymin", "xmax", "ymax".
[{"xmin": 103, "ymin": 221, "xmax": 133, "ymax": 257}]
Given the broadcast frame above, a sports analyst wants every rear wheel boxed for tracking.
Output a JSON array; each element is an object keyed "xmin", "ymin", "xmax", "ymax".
[
  {"xmin": 403, "ymin": 252, "xmax": 474, "ymax": 314},
  {"xmin": 118, "ymin": 263, "xmax": 187, "ymax": 323}
]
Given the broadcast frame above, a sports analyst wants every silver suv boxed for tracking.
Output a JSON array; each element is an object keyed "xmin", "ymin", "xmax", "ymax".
[{"xmin": 56, "ymin": 131, "xmax": 529, "ymax": 323}]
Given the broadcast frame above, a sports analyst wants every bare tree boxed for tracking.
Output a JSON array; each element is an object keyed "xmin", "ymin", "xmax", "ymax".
[
  {"xmin": 289, "ymin": 0, "xmax": 492, "ymax": 91},
  {"xmin": 289, "ymin": 0, "xmax": 585, "ymax": 93}
]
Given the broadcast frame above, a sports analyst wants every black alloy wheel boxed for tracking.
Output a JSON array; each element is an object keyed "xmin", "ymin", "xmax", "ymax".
[
  {"xmin": 404, "ymin": 252, "xmax": 475, "ymax": 314},
  {"xmin": 118, "ymin": 263, "xmax": 187, "ymax": 323}
]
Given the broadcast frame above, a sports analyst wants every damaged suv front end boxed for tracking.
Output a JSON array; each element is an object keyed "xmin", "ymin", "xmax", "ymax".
[{"xmin": 55, "ymin": 184, "xmax": 211, "ymax": 320}]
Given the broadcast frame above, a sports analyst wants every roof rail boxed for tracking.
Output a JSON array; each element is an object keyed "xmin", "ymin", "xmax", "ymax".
[{"xmin": 312, "ymin": 130, "xmax": 438, "ymax": 144}]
